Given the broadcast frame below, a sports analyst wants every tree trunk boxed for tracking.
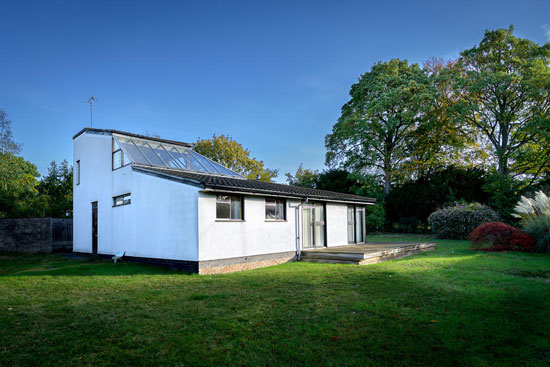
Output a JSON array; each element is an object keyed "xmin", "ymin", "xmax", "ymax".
[
  {"xmin": 383, "ymin": 171, "xmax": 391, "ymax": 197},
  {"xmin": 497, "ymin": 124, "xmax": 509, "ymax": 176},
  {"xmin": 497, "ymin": 154, "xmax": 509, "ymax": 176}
]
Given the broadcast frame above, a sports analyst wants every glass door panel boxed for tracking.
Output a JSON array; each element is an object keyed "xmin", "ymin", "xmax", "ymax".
[
  {"xmin": 347, "ymin": 206, "xmax": 355, "ymax": 243},
  {"xmin": 303, "ymin": 207, "xmax": 314, "ymax": 248},
  {"xmin": 314, "ymin": 204, "xmax": 325, "ymax": 247},
  {"xmin": 356, "ymin": 208, "xmax": 365, "ymax": 243}
]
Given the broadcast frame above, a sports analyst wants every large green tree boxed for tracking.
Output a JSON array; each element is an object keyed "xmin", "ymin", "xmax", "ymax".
[
  {"xmin": 37, "ymin": 160, "xmax": 73, "ymax": 217},
  {"xmin": 325, "ymin": 59, "xmax": 437, "ymax": 195},
  {"xmin": 450, "ymin": 26, "xmax": 550, "ymax": 179},
  {"xmin": 0, "ymin": 110, "xmax": 40, "ymax": 218},
  {"xmin": 0, "ymin": 153, "xmax": 40, "ymax": 218},
  {"xmin": 193, "ymin": 134, "xmax": 278, "ymax": 181},
  {"xmin": 408, "ymin": 57, "xmax": 485, "ymax": 175}
]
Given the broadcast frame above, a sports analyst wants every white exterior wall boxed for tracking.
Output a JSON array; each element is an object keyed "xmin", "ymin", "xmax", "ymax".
[
  {"xmin": 73, "ymin": 132, "xmax": 200, "ymax": 261},
  {"xmin": 197, "ymin": 194, "xmax": 352, "ymax": 261},
  {"xmin": 197, "ymin": 194, "xmax": 300, "ymax": 261}
]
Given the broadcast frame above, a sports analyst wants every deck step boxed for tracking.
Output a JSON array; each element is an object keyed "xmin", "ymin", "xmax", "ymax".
[
  {"xmin": 300, "ymin": 242, "xmax": 435, "ymax": 266},
  {"xmin": 300, "ymin": 252, "xmax": 365, "ymax": 261},
  {"xmin": 300, "ymin": 258, "xmax": 361, "ymax": 265}
]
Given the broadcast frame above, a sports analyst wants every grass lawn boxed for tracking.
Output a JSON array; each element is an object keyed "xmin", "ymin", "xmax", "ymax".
[{"xmin": 1, "ymin": 234, "xmax": 550, "ymax": 366}]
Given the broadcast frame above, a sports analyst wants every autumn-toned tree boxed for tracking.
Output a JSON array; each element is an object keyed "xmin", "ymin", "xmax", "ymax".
[{"xmin": 193, "ymin": 134, "xmax": 278, "ymax": 181}]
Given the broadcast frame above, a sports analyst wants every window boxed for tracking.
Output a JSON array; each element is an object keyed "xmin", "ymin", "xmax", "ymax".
[
  {"xmin": 112, "ymin": 138, "xmax": 126, "ymax": 170},
  {"xmin": 75, "ymin": 160, "xmax": 80, "ymax": 185},
  {"xmin": 113, "ymin": 193, "xmax": 131, "ymax": 207},
  {"xmin": 265, "ymin": 198, "xmax": 285, "ymax": 220},
  {"xmin": 216, "ymin": 195, "xmax": 243, "ymax": 220}
]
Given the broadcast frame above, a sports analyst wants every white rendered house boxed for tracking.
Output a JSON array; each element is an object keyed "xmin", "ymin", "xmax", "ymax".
[{"xmin": 73, "ymin": 128, "xmax": 375, "ymax": 274}]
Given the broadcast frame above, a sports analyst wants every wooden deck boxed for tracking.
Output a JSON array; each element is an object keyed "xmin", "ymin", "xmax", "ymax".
[{"xmin": 300, "ymin": 242, "xmax": 435, "ymax": 265}]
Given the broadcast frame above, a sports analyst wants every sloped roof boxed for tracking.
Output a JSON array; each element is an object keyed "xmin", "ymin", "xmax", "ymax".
[
  {"xmin": 134, "ymin": 165, "xmax": 376, "ymax": 205},
  {"xmin": 73, "ymin": 127, "xmax": 243, "ymax": 178}
]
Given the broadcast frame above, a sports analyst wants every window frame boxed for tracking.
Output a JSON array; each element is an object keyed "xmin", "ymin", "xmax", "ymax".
[
  {"xmin": 265, "ymin": 198, "xmax": 286, "ymax": 221},
  {"xmin": 112, "ymin": 138, "xmax": 129, "ymax": 171},
  {"xmin": 113, "ymin": 193, "xmax": 131, "ymax": 207},
  {"xmin": 75, "ymin": 160, "xmax": 80, "ymax": 185},
  {"xmin": 215, "ymin": 195, "xmax": 244, "ymax": 221}
]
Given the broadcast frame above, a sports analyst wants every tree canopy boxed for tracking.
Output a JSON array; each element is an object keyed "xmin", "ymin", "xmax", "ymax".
[
  {"xmin": 325, "ymin": 59, "xmax": 437, "ymax": 195},
  {"xmin": 193, "ymin": 134, "xmax": 278, "ymax": 182},
  {"xmin": 285, "ymin": 164, "xmax": 319, "ymax": 188},
  {"xmin": 450, "ymin": 26, "xmax": 550, "ymax": 178},
  {"xmin": 37, "ymin": 160, "xmax": 73, "ymax": 218},
  {"xmin": 0, "ymin": 153, "xmax": 40, "ymax": 218}
]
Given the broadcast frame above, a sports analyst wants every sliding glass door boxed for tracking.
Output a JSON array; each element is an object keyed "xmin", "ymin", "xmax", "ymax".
[
  {"xmin": 356, "ymin": 207, "xmax": 366, "ymax": 243},
  {"xmin": 303, "ymin": 203, "xmax": 326, "ymax": 249},
  {"xmin": 348, "ymin": 205, "xmax": 366, "ymax": 244},
  {"xmin": 347, "ymin": 206, "xmax": 355, "ymax": 243}
]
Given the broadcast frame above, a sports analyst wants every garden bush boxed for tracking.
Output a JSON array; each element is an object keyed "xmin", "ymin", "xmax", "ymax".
[
  {"xmin": 428, "ymin": 202, "xmax": 499, "ymax": 239},
  {"xmin": 523, "ymin": 216, "xmax": 550, "ymax": 253},
  {"xmin": 469, "ymin": 222, "xmax": 534, "ymax": 252}
]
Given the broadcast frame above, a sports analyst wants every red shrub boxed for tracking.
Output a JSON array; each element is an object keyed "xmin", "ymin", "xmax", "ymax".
[{"xmin": 469, "ymin": 222, "xmax": 534, "ymax": 252}]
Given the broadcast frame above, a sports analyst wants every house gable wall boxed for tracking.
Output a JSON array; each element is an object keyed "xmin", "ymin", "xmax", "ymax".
[{"xmin": 73, "ymin": 132, "xmax": 199, "ymax": 261}]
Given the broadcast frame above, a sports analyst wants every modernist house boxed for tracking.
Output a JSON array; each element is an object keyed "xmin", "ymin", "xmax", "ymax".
[{"xmin": 73, "ymin": 128, "xmax": 375, "ymax": 273}]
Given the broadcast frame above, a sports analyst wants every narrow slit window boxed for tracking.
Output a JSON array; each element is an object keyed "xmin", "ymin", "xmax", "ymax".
[
  {"xmin": 113, "ymin": 193, "xmax": 131, "ymax": 207},
  {"xmin": 75, "ymin": 160, "xmax": 80, "ymax": 185}
]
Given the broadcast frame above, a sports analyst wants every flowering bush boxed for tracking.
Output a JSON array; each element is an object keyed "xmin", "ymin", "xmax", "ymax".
[
  {"xmin": 428, "ymin": 203, "xmax": 500, "ymax": 239},
  {"xmin": 469, "ymin": 222, "xmax": 534, "ymax": 252}
]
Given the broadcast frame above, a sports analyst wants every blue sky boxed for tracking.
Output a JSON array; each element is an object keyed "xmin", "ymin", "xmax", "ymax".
[{"xmin": 1, "ymin": 0, "xmax": 549, "ymax": 182}]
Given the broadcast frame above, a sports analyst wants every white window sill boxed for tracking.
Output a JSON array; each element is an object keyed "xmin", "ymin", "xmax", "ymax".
[{"xmin": 215, "ymin": 219, "xmax": 245, "ymax": 222}]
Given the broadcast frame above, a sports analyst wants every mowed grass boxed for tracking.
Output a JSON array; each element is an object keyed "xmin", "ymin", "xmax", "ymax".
[{"xmin": 1, "ymin": 234, "xmax": 550, "ymax": 367}]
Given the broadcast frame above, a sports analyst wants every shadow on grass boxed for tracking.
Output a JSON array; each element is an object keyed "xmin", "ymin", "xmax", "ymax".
[
  {"xmin": 0, "ymin": 256, "xmax": 189, "ymax": 277},
  {"xmin": 1, "ymin": 248, "xmax": 550, "ymax": 366}
]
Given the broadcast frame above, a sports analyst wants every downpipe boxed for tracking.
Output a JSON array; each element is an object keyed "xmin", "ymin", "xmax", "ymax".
[{"xmin": 289, "ymin": 198, "xmax": 308, "ymax": 261}]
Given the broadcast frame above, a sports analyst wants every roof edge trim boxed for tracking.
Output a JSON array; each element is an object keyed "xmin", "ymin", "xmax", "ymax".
[{"xmin": 73, "ymin": 127, "xmax": 192, "ymax": 148}]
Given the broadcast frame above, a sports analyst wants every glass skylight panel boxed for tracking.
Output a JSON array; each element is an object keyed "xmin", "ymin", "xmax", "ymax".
[
  {"xmin": 190, "ymin": 151, "xmax": 223, "ymax": 174},
  {"xmin": 112, "ymin": 134, "xmax": 243, "ymax": 178},
  {"xmin": 116, "ymin": 136, "xmax": 150, "ymax": 165}
]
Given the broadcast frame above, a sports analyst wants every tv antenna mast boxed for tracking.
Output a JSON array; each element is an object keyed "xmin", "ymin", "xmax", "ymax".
[{"xmin": 87, "ymin": 96, "xmax": 97, "ymax": 127}]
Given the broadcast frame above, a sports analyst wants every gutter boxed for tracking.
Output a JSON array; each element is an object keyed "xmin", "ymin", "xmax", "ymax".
[{"xmin": 201, "ymin": 187, "xmax": 376, "ymax": 205}]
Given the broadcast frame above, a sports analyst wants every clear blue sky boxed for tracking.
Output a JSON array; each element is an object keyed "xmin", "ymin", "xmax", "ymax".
[{"xmin": 1, "ymin": 0, "xmax": 549, "ymax": 182}]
